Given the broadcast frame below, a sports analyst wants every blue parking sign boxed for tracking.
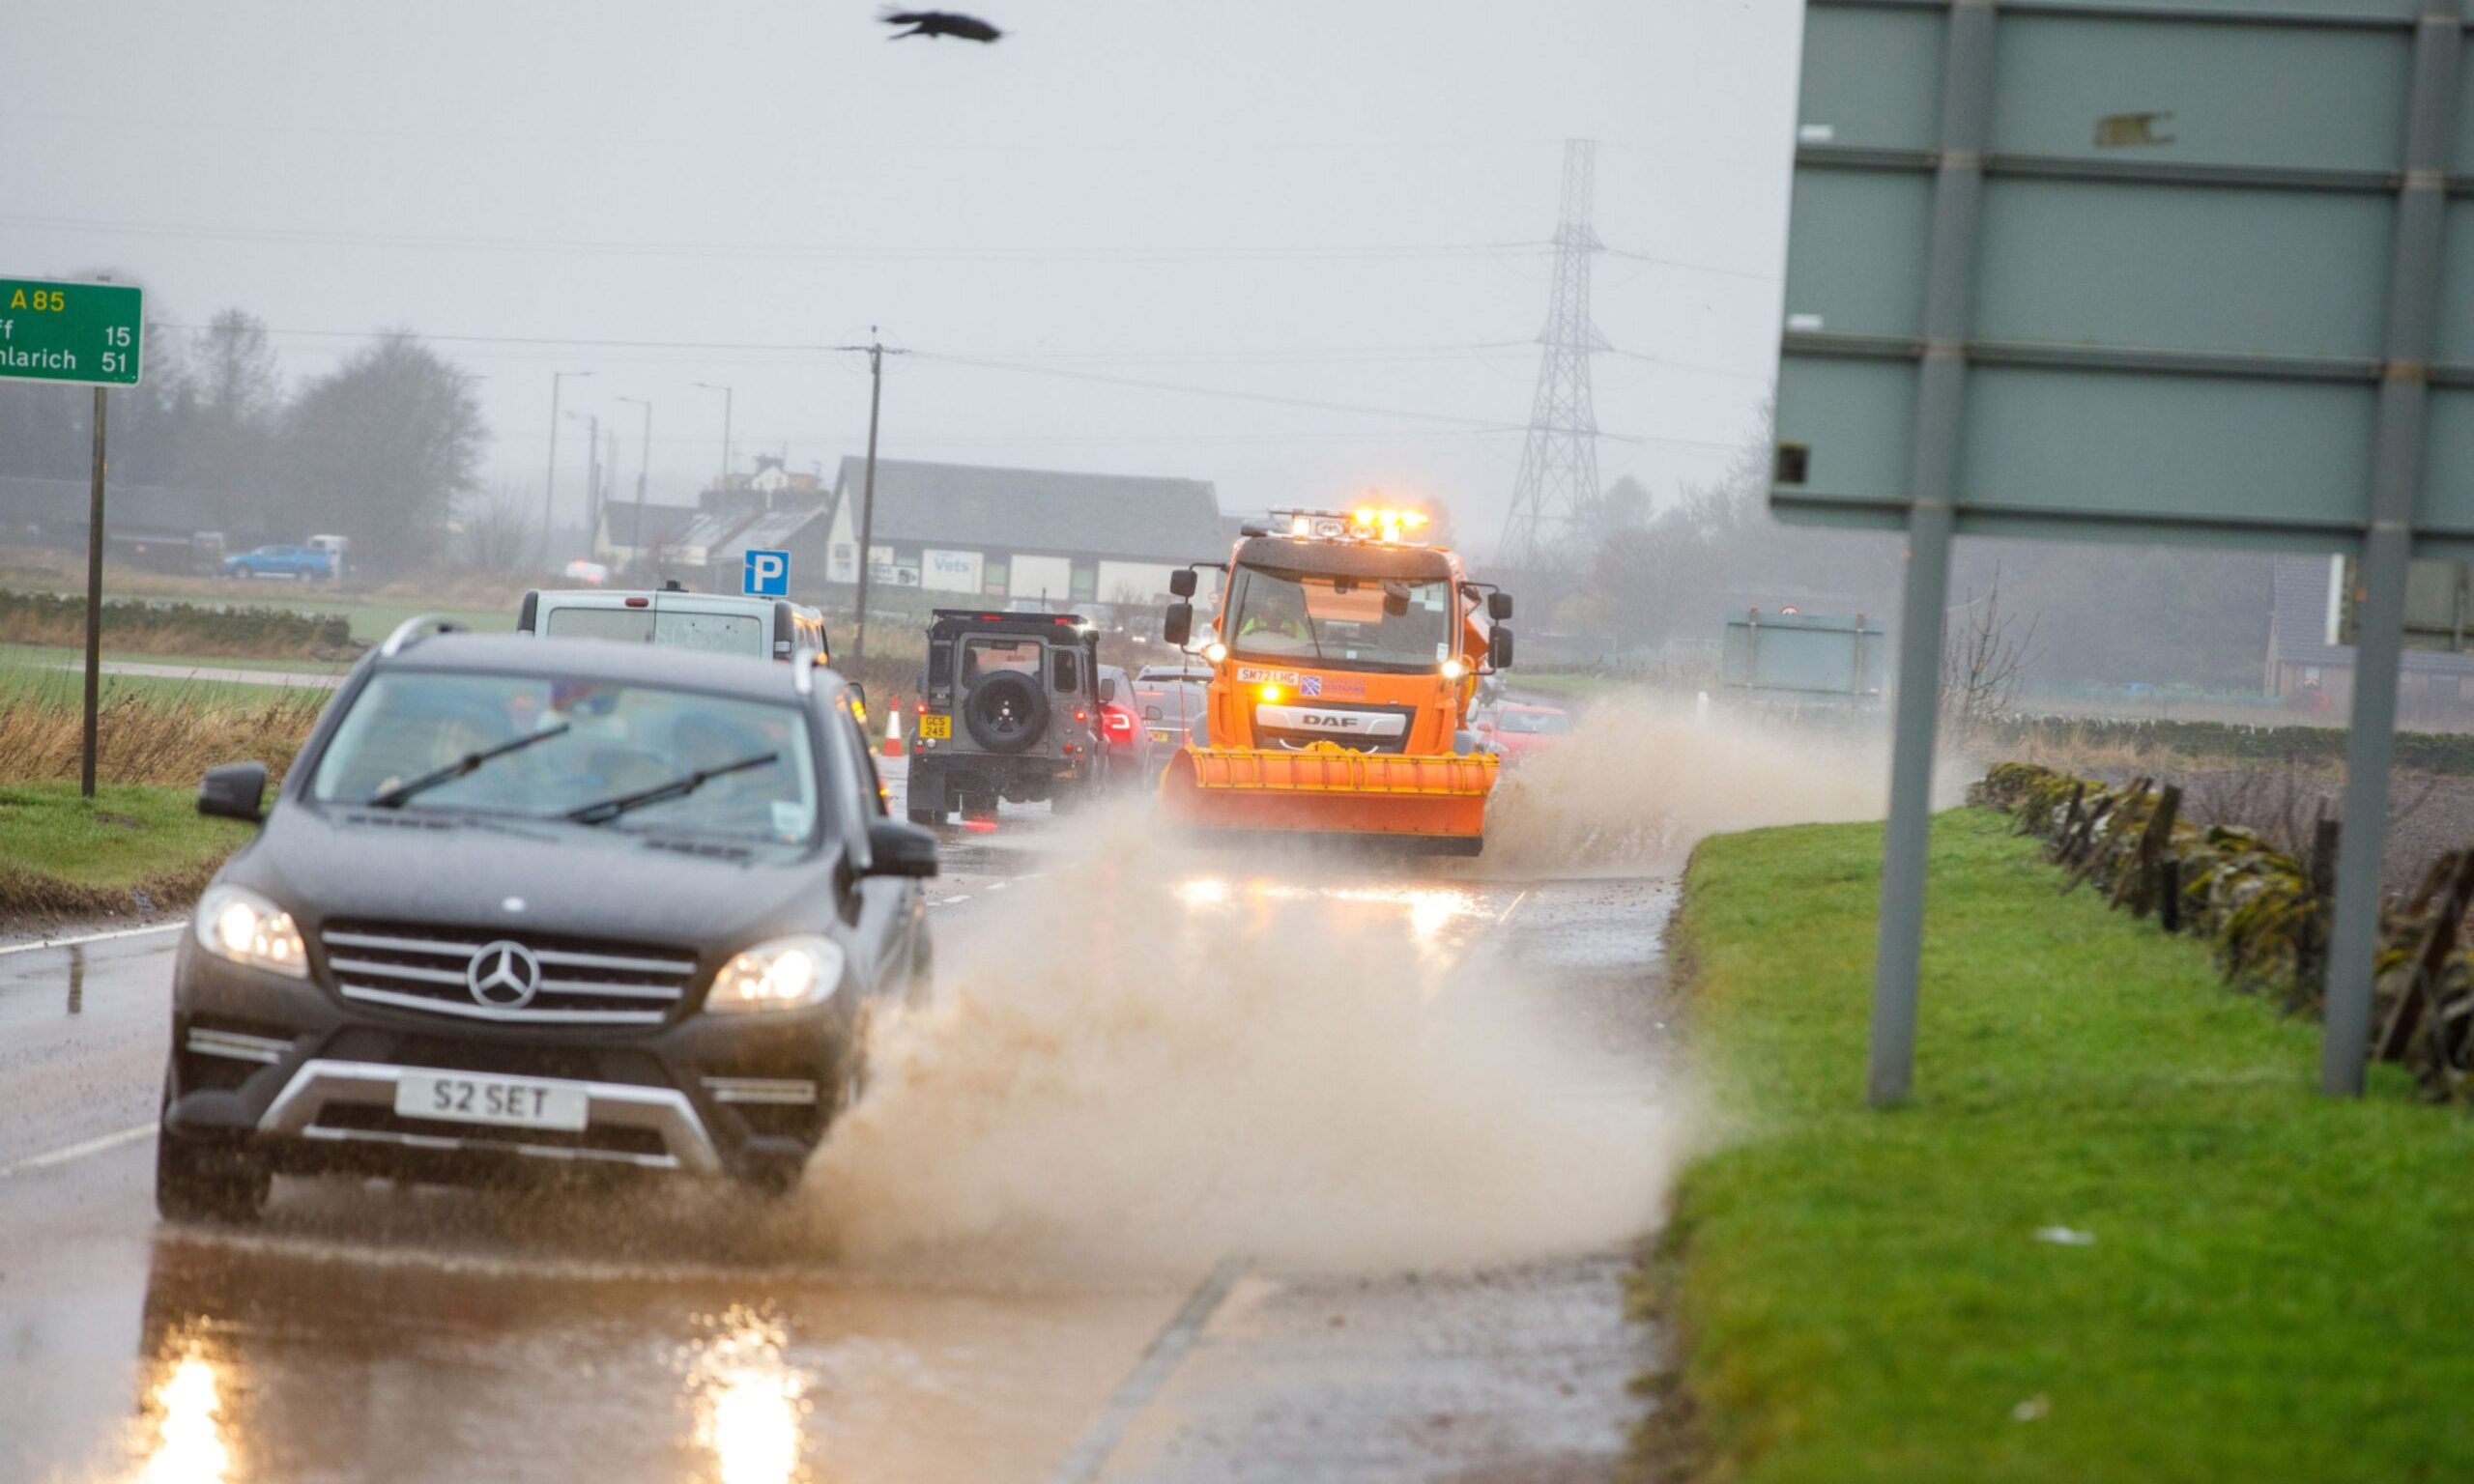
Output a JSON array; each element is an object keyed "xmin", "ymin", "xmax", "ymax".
[{"xmin": 743, "ymin": 548, "xmax": 791, "ymax": 597}]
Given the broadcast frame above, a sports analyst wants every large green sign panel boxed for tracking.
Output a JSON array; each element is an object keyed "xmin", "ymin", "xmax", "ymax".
[
  {"xmin": 0, "ymin": 277, "xmax": 144, "ymax": 387},
  {"xmin": 1769, "ymin": 0, "xmax": 2466, "ymax": 557}
]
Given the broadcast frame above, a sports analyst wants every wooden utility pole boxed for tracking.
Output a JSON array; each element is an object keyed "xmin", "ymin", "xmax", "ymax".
[{"xmin": 81, "ymin": 385, "xmax": 107, "ymax": 798}]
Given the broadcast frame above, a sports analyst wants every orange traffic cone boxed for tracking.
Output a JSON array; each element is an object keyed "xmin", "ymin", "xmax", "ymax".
[{"xmin": 882, "ymin": 696, "xmax": 906, "ymax": 757}]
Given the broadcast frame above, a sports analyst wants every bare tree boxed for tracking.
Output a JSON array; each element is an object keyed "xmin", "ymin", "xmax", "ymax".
[
  {"xmin": 1942, "ymin": 564, "xmax": 2039, "ymax": 737},
  {"xmin": 460, "ymin": 481, "xmax": 537, "ymax": 573}
]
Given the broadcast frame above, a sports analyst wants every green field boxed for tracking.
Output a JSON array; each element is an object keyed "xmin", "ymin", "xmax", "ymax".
[
  {"xmin": 0, "ymin": 643, "xmax": 338, "ymax": 706},
  {"xmin": 0, "ymin": 783, "xmax": 249, "ymax": 921},
  {"xmin": 1662, "ymin": 811, "xmax": 2474, "ymax": 1484}
]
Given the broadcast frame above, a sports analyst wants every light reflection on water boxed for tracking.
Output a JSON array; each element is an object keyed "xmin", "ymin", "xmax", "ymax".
[
  {"xmin": 1176, "ymin": 874, "xmax": 1485, "ymax": 941},
  {"xmin": 686, "ymin": 1306, "xmax": 811, "ymax": 1484},
  {"xmin": 135, "ymin": 1355, "xmax": 231, "ymax": 1484}
]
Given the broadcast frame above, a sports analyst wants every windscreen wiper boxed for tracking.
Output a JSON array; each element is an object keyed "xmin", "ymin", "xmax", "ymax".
[
  {"xmin": 564, "ymin": 751, "xmax": 780, "ymax": 826},
  {"xmin": 366, "ymin": 724, "xmax": 571, "ymax": 810}
]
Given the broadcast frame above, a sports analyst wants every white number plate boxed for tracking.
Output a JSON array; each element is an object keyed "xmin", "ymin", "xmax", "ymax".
[{"xmin": 394, "ymin": 1072, "xmax": 590, "ymax": 1131}]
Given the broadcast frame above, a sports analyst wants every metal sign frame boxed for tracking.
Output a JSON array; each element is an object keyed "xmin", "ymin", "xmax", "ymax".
[{"xmin": 1770, "ymin": 0, "xmax": 2463, "ymax": 1101}]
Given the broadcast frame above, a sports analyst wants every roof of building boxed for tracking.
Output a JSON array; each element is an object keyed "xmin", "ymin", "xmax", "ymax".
[
  {"xmin": 834, "ymin": 458, "xmax": 1222, "ymax": 561},
  {"xmin": 2269, "ymin": 554, "xmax": 2474, "ymax": 674},
  {"xmin": 712, "ymin": 506, "xmax": 825, "ymax": 564},
  {"xmin": 669, "ymin": 507, "xmax": 765, "ymax": 556},
  {"xmin": 600, "ymin": 501, "xmax": 701, "ymax": 548}
]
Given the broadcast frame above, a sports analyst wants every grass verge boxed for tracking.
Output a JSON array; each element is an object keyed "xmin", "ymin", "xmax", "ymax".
[
  {"xmin": 0, "ymin": 784, "xmax": 248, "ymax": 927},
  {"xmin": 1658, "ymin": 809, "xmax": 2474, "ymax": 1484}
]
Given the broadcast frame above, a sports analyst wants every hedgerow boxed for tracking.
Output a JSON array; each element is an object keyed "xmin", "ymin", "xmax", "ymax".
[{"xmin": 0, "ymin": 588, "xmax": 353, "ymax": 658}]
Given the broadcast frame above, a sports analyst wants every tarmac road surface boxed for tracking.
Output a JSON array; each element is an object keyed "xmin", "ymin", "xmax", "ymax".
[{"xmin": 0, "ymin": 780, "xmax": 1679, "ymax": 1484}]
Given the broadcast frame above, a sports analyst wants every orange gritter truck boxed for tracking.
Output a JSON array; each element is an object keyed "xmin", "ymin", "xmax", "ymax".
[{"xmin": 1156, "ymin": 505, "xmax": 1517, "ymax": 855}]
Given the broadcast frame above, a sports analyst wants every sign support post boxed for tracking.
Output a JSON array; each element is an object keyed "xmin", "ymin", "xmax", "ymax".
[
  {"xmin": 2321, "ymin": 1, "xmax": 2459, "ymax": 1094},
  {"xmin": 81, "ymin": 385, "xmax": 107, "ymax": 799},
  {"xmin": 1866, "ymin": 0, "xmax": 1992, "ymax": 1106}
]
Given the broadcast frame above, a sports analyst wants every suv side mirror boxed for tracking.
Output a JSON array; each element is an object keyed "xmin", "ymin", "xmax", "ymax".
[
  {"xmin": 865, "ymin": 819, "xmax": 939, "ymax": 878},
  {"xmin": 1163, "ymin": 602, "xmax": 1194, "ymax": 647},
  {"xmin": 1169, "ymin": 568, "xmax": 1198, "ymax": 598},
  {"xmin": 199, "ymin": 761, "xmax": 269, "ymax": 824},
  {"xmin": 1488, "ymin": 591, "xmax": 1514, "ymax": 621},
  {"xmin": 1489, "ymin": 627, "xmax": 1515, "ymax": 671}
]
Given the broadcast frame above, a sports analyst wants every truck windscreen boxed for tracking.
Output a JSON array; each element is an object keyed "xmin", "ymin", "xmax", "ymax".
[{"xmin": 1225, "ymin": 564, "xmax": 1453, "ymax": 671}]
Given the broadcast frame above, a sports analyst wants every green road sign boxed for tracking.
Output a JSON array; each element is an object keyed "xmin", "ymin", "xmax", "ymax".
[
  {"xmin": 0, "ymin": 277, "xmax": 144, "ymax": 387},
  {"xmin": 1769, "ymin": 0, "xmax": 2464, "ymax": 1106}
]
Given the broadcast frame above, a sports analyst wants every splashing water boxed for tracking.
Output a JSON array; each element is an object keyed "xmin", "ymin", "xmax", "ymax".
[
  {"xmin": 1472, "ymin": 692, "xmax": 1948, "ymax": 878},
  {"xmin": 803, "ymin": 801, "xmax": 1683, "ymax": 1278}
]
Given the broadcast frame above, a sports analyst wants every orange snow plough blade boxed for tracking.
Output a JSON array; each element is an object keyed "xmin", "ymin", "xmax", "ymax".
[{"xmin": 1157, "ymin": 746, "xmax": 1496, "ymax": 854}]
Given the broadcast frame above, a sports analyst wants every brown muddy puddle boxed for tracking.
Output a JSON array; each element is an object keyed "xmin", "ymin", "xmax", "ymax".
[{"xmin": 99, "ymin": 1218, "xmax": 1179, "ymax": 1484}]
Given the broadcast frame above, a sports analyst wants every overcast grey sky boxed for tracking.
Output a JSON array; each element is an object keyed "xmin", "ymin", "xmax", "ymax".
[{"xmin": 4, "ymin": 1, "xmax": 1799, "ymax": 556}]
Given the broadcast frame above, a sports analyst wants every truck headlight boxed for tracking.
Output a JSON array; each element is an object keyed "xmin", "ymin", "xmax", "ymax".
[
  {"xmin": 194, "ymin": 883, "xmax": 309, "ymax": 979},
  {"xmin": 705, "ymin": 935, "xmax": 845, "ymax": 1013}
]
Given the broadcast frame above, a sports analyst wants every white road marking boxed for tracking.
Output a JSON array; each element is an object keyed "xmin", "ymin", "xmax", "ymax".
[
  {"xmin": 933, "ymin": 895, "xmax": 971, "ymax": 908},
  {"xmin": 0, "ymin": 1122, "xmax": 155, "ymax": 1181},
  {"xmin": 1048, "ymin": 1254, "xmax": 1250, "ymax": 1484},
  {"xmin": 0, "ymin": 921, "xmax": 185, "ymax": 957}
]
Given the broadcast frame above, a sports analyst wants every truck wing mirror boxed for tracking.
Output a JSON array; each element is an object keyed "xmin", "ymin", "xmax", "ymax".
[
  {"xmin": 1488, "ymin": 627, "xmax": 1515, "ymax": 671},
  {"xmin": 1163, "ymin": 602, "xmax": 1194, "ymax": 648},
  {"xmin": 1169, "ymin": 568, "xmax": 1198, "ymax": 598},
  {"xmin": 1487, "ymin": 591, "xmax": 1514, "ymax": 621}
]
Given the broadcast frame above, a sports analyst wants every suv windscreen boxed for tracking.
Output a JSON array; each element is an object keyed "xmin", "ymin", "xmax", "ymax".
[
  {"xmin": 1224, "ymin": 565, "xmax": 1453, "ymax": 671},
  {"xmin": 312, "ymin": 671, "xmax": 820, "ymax": 843},
  {"xmin": 545, "ymin": 606, "xmax": 766, "ymax": 656}
]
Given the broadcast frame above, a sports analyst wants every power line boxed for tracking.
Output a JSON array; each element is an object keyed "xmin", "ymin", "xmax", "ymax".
[
  {"xmin": 907, "ymin": 351, "xmax": 1526, "ymax": 431},
  {"xmin": 6, "ymin": 214, "xmax": 1549, "ymax": 265},
  {"xmin": 150, "ymin": 322, "xmax": 1538, "ymax": 367},
  {"xmin": 141, "ymin": 322, "xmax": 1738, "ymax": 451},
  {"xmin": 1600, "ymin": 246, "xmax": 1783, "ymax": 284}
]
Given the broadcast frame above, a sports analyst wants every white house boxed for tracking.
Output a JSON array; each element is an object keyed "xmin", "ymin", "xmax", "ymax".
[{"xmin": 822, "ymin": 457, "xmax": 1225, "ymax": 605}]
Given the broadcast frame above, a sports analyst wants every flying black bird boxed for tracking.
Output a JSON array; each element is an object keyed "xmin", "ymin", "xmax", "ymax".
[{"xmin": 879, "ymin": 9, "xmax": 1002, "ymax": 42}]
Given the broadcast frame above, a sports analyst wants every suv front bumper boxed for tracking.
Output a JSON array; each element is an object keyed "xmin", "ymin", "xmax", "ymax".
[{"xmin": 163, "ymin": 939, "xmax": 853, "ymax": 1186}]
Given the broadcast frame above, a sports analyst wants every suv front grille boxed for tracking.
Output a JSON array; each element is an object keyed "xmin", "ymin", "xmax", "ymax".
[{"xmin": 320, "ymin": 922, "xmax": 700, "ymax": 1028}]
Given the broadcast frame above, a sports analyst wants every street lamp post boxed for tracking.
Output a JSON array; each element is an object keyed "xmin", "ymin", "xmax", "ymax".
[
  {"xmin": 692, "ymin": 382, "xmax": 734, "ymax": 493},
  {"xmin": 616, "ymin": 395, "xmax": 654, "ymax": 582},
  {"xmin": 543, "ymin": 370, "xmax": 593, "ymax": 569},
  {"xmin": 564, "ymin": 409, "xmax": 601, "ymax": 563}
]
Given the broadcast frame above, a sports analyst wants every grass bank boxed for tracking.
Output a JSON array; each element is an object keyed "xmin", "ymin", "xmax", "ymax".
[
  {"xmin": 1660, "ymin": 810, "xmax": 2474, "ymax": 1484},
  {"xmin": 0, "ymin": 784, "xmax": 249, "ymax": 926},
  {"xmin": 0, "ymin": 680, "xmax": 321, "ymax": 786}
]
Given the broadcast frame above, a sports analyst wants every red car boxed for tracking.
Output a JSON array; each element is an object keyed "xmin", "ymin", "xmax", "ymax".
[
  {"xmin": 1095, "ymin": 664, "xmax": 1156, "ymax": 787},
  {"xmin": 1476, "ymin": 701, "xmax": 1573, "ymax": 759}
]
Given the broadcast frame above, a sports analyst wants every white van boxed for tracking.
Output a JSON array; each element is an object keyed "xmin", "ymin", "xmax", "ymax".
[{"xmin": 517, "ymin": 584, "xmax": 830, "ymax": 665}]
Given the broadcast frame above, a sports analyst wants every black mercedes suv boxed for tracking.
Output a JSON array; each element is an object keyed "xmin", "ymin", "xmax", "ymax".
[
  {"xmin": 906, "ymin": 609, "xmax": 1106, "ymax": 823},
  {"xmin": 158, "ymin": 618, "xmax": 937, "ymax": 1221}
]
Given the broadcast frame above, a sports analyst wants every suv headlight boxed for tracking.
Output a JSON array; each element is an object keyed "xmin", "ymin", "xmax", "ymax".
[
  {"xmin": 705, "ymin": 935, "xmax": 845, "ymax": 1013},
  {"xmin": 193, "ymin": 883, "xmax": 309, "ymax": 979}
]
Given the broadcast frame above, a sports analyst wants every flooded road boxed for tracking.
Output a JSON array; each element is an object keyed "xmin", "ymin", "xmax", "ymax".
[{"xmin": 0, "ymin": 768, "xmax": 1683, "ymax": 1484}]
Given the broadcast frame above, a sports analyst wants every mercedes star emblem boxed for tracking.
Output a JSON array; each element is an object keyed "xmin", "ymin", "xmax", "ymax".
[{"xmin": 467, "ymin": 940, "xmax": 542, "ymax": 1010}]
